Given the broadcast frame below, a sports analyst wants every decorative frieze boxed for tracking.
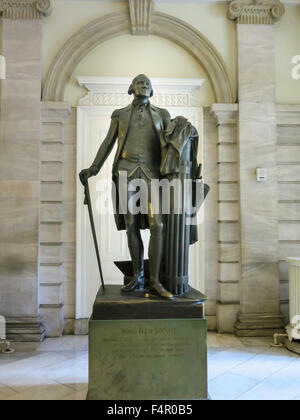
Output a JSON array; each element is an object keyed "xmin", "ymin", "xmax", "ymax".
[
  {"xmin": 0, "ymin": 0, "xmax": 52, "ymax": 19},
  {"xmin": 228, "ymin": 0, "xmax": 285, "ymax": 24},
  {"xmin": 128, "ymin": 0, "xmax": 153, "ymax": 35},
  {"xmin": 79, "ymin": 92, "xmax": 190, "ymax": 108}
]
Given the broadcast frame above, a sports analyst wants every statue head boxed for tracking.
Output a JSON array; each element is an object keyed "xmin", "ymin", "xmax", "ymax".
[{"xmin": 128, "ymin": 74, "xmax": 153, "ymax": 98}]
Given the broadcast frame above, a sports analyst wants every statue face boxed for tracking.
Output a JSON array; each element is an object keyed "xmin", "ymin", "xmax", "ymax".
[{"xmin": 132, "ymin": 76, "xmax": 152, "ymax": 98}]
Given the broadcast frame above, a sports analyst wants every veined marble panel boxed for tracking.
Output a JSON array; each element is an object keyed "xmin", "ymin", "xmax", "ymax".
[
  {"xmin": 216, "ymin": 303, "xmax": 240, "ymax": 334},
  {"xmin": 219, "ymin": 183, "xmax": 239, "ymax": 201},
  {"xmin": 0, "ymin": 141, "xmax": 39, "ymax": 181},
  {"xmin": 42, "ymin": 123, "xmax": 63, "ymax": 142},
  {"xmin": 63, "ymin": 110, "xmax": 77, "ymax": 144},
  {"xmin": 62, "ymin": 243, "xmax": 76, "ymax": 264},
  {"xmin": 40, "ymin": 244, "xmax": 62, "ymax": 264},
  {"xmin": 4, "ymin": 58, "xmax": 41, "ymax": 80},
  {"xmin": 279, "ymin": 261, "xmax": 288, "ymax": 281},
  {"xmin": 279, "ymin": 241, "xmax": 300, "ymax": 260},
  {"xmin": 63, "ymin": 182, "xmax": 76, "ymax": 202},
  {"xmin": 63, "ymin": 282, "xmax": 76, "ymax": 306},
  {"xmin": 2, "ymin": 119, "xmax": 40, "ymax": 142},
  {"xmin": 219, "ymin": 243, "xmax": 240, "ymax": 262},
  {"xmin": 40, "ymin": 305, "xmax": 64, "ymax": 338},
  {"xmin": 0, "ymin": 180, "xmax": 39, "ymax": 199},
  {"xmin": 63, "ymin": 201, "xmax": 76, "ymax": 223},
  {"xmin": 218, "ymin": 124, "xmax": 237, "ymax": 143},
  {"xmin": 279, "ymin": 222, "xmax": 300, "ymax": 241},
  {"xmin": 41, "ymin": 182, "xmax": 63, "ymax": 202},
  {"xmin": 41, "ymin": 143, "xmax": 63, "ymax": 162},
  {"xmin": 220, "ymin": 263, "xmax": 241, "ymax": 282},
  {"xmin": 62, "ymin": 222, "xmax": 76, "ymax": 243},
  {"xmin": 63, "ymin": 144, "xmax": 76, "ymax": 183},
  {"xmin": 1, "ymin": 79, "xmax": 41, "ymax": 99},
  {"xmin": 277, "ymin": 145, "xmax": 300, "ymax": 163},
  {"xmin": 40, "ymin": 284, "xmax": 62, "ymax": 306},
  {"xmin": 41, "ymin": 162, "xmax": 63, "ymax": 182},
  {"xmin": 218, "ymin": 163, "xmax": 238, "ymax": 182},
  {"xmin": 40, "ymin": 203, "xmax": 63, "ymax": 223},
  {"xmin": 219, "ymin": 202, "xmax": 239, "ymax": 221},
  {"xmin": 278, "ymin": 165, "xmax": 300, "ymax": 182},
  {"xmin": 219, "ymin": 222, "xmax": 240, "ymax": 242},
  {"xmin": 64, "ymin": 304, "xmax": 76, "ymax": 319},
  {"xmin": 0, "ymin": 98, "xmax": 40, "ymax": 121},
  {"xmin": 218, "ymin": 144, "xmax": 238, "ymax": 163},
  {"xmin": 279, "ymin": 203, "xmax": 300, "ymax": 221},
  {"xmin": 278, "ymin": 183, "xmax": 300, "ymax": 201},
  {"xmin": 239, "ymin": 262, "xmax": 280, "ymax": 314},
  {"xmin": 237, "ymin": 25, "xmax": 275, "ymax": 103},
  {"xmin": 2, "ymin": 19, "xmax": 42, "ymax": 61},
  {"xmin": 205, "ymin": 299, "xmax": 217, "ymax": 317},
  {"xmin": 0, "ymin": 277, "xmax": 39, "ymax": 316},
  {"xmin": 62, "ymin": 262, "xmax": 76, "ymax": 284},
  {"xmin": 40, "ymin": 265, "xmax": 62, "ymax": 284},
  {"xmin": 40, "ymin": 223, "xmax": 62, "ymax": 243},
  {"xmin": 219, "ymin": 282, "xmax": 240, "ymax": 304},
  {"xmin": 0, "ymin": 197, "xmax": 38, "ymax": 243},
  {"xmin": 277, "ymin": 125, "xmax": 300, "ymax": 144}
]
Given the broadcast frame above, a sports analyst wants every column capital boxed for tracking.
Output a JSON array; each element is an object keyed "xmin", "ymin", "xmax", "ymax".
[
  {"xmin": 210, "ymin": 103, "xmax": 239, "ymax": 125},
  {"xmin": 228, "ymin": 0, "xmax": 285, "ymax": 24},
  {"xmin": 128, "ymin": 0, "xmax": 154, "ymax": 35},
  {"xmin": 0, "ymin": 0, "xmax": 52, "ymax": 20}
]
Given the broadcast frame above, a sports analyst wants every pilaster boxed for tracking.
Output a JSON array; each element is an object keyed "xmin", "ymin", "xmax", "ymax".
[
  {"xmin": 40, "ymin": 101, "xmax": 71, "ymax": 337},
  {"xmin": 0, "ymin": 0, "xmax": 52, "ymax": 341},
  {"xmin": 228, "ymin": 0, "xmax": 285, "ymax": 336},
  {"xmin": 210, "ymin": 104, "xmax": 240, "ymax": 333}
]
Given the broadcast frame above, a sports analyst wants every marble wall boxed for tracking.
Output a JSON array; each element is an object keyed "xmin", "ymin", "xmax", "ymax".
[{"xmin": 0, "ymin": 18, "xmax": 45, "ymax": 341}]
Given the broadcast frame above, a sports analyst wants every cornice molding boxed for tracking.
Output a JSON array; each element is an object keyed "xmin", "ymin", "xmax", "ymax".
[
  {"xmin": 128, "ymin": 0, "xmax": 154, "ymax": 35},
  {"xmin": 210, "ymin": 103, "xmax": 239, "ymax": 125},
  {"xmin": 0, "ymin": 0, "xmax": 52, "ymax": 19},
  {"xmin": 76, "ymin": 76, "xmax": 205, "ymax": 107},
  {"xmin": 228, "ymin": 0, "xmax": 285, "ymax": 24}
]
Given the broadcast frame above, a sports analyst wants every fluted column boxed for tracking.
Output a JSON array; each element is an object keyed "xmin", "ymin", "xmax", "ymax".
[
  {"xmin": 0, "ymin": 0, "xmax": 52, "ymax": 341},
  {"xmin": 228, "ymin": 0, "xmax": 285, "ymax": 336}
]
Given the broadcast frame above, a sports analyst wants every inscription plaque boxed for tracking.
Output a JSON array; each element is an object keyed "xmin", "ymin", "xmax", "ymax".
[{"xmin": 88, "ymin": 318, "xmax": 207, "ymax": 400}]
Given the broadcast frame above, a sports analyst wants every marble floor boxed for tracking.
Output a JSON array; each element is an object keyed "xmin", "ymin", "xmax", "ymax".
[{"xmin": 0, "ymin": 333, "xmax": 299, "ymax": 400}]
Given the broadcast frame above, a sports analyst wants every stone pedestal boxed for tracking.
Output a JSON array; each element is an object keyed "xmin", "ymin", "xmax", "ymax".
[{"xmin": 87, "ymin": 285, "xmax": 208, "ymax": 400}]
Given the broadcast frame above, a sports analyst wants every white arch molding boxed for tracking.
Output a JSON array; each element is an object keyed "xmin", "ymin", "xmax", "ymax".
[{"xmin": 42, "ymin": 11, "xmax": 235, "ymax": 103}]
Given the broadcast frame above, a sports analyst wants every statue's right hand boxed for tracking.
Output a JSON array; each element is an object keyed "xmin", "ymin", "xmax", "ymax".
[{"xmin": 79, "ymin": 166, "xmax": 98, "ymax": 186}]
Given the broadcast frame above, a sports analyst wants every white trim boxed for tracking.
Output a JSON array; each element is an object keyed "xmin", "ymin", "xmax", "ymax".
[{"xmin": 77, "ymin": 76, "xmax": 205, "ymax": 95}]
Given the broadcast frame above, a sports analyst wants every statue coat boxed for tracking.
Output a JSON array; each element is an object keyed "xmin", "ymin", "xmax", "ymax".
[{"xmin": 91, "ymin": 102, "xmax": 171, "ymax": 231}]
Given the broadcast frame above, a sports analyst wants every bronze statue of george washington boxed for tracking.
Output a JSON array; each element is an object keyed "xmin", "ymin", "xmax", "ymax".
[{"xmin": 79, "ymin": 74, "xmax": 173, "ymax": 299}]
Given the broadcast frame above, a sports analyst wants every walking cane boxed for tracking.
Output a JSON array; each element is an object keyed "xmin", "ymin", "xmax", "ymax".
[{"xmin": 83, "ymin": 180, "xmax": 105, "ymax": 292}]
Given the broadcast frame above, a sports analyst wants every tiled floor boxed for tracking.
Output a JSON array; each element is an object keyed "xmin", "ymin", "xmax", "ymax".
[{"xmin": 0, "ymin": 333, "xmax": 299, "ymax": 400}]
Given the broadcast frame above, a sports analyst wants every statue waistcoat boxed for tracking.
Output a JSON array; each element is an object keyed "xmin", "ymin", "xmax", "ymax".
[{"xmin": 121, "ymin": 104, "xmax": 161, "ymax": 169}]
